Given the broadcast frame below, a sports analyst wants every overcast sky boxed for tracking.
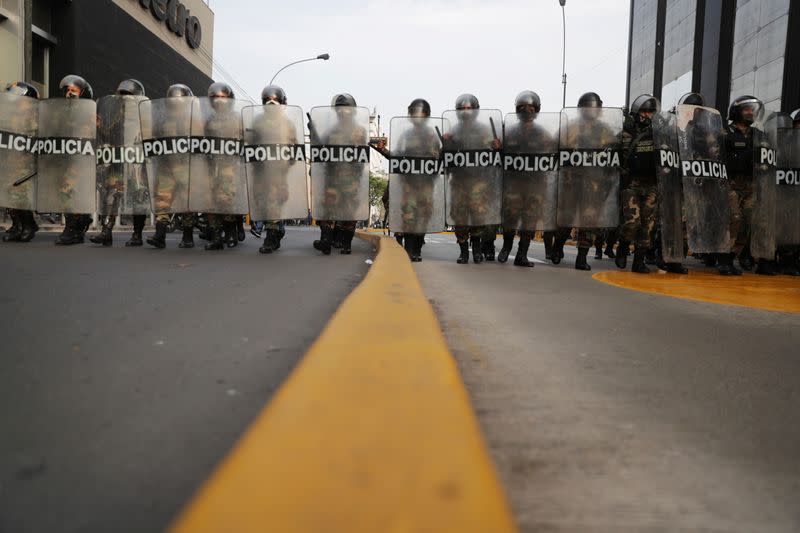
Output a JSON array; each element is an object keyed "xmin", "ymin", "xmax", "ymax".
[{"xmin": 209, "ymin": 0, "xmax": 630, "ymax": 133}]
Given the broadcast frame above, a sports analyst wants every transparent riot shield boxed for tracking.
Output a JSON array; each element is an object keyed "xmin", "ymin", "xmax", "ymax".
[
  {"xmin": 36, "ymin": 99, "xmax": 97, "ymax": 214},
  {"xmin": 0, "ymin": 93, "xmax": 38, "ymax": 211},
  {"xmin": 652, "ymin": 112, "xmax": 685, "ymax": 262},
  {"xmin": 308, "ymin": 106, "xmax": 370, "ymax": 221},
  {"xmin": 96, "ymin": 95, "xmax": 149, "ymax": 216},
  {"xmin": 768, "ymin": 123, "xmax": 800, "ymax": 247},
  {"xmin": 242, "ymin": 104, "xmax": 308, "ymax": 221},
  {"xmin": 387, "ymin": 116, "xmax": 445, "ymax": 234},
  {"xmin": 556, "ymin": 107, "xmax": 623, "ymax": 229},
  {"xmin": 502, "ymin": 112, "xmax": 560, "ymax": 231},
  {"xmin": 441, "ymin": 108, "xmax": 503, "ymax": 227},
  {"xmin": 139, "ymin": 97, "xmax": 193, "ymax": 215},
  {"xmin": 188, "ymin": 97, "xmax": 249, "ymax": 215},
  {"xmin": 749, "ymin": 120, "xmax": 776, "ymax": 260},
  {"xmin": 675, "ymin": 105, "xmax": 730, "ymax": 254}
]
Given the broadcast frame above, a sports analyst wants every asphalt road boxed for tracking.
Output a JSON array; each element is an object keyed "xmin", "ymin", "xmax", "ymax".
[
  {"xmin": 414, "ymin": 234, "xmax": 800, "ymax": 533},
  {"xmin": 0, "ymin": 227, "xmax": 373, "ymax": 533}
]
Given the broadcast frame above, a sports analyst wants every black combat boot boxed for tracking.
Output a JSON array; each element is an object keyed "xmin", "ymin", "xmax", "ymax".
[
  {"xmin": 275, "ymin": 227, "xmax": 285, "ymax": 250},
  {"xmin": 411, "ymin": 234, "xmax": 423, "ymax": 262},
  {"xmin": 575, "ymin": 247, "xmax": 592, "ymax": 271},
  {"xmin": 514, "ymin": 237, "xmax": 534, "ymax": 268},
  {"xmin": 457, "ymin": 241, "xmax": 469, "ymax": 264},
  {"xmin": 778, "ymin": 251, "xmax": 800, "ymax": 276},
  {"xmin": 604, "ymin": 241, "xmax": 616, "ymax": 258},
  {"xmin": 204, "ymin": 223, "xmax": 224, "ymax": 250},
  {"xmin": 126, "ymin": 215, "xmax": 146, "ymax": 247},
  {"xmin": 89, "ymin": 223, "xmax": 113, "ymax": 246},
  {"xmin": 404, "ymin": 232, "xmax": 415, "ymax": 259},
  {"xmin": 224, "ymin": 220, "xmax": 238, "ymax": 248},
  {"xmin": 632, "ymin": 247, "xmax": 651, "ymax": 274},
  {"xmin": 663, "ymin": 262, "xmax": 688, "ymax": 274},
  {"xmin": 645, "ymin": 246, "xmax": 657, "ymax": 265},
  {"xmin": 178, "ymin": 226, "xmax": 194, "ymax": 248},
  {"xmin": 313, "ymin": 226, "xmax": 332, "ymax": 255},
  {"xmin": 717, "ymin": 253, "xmax": 742, "ymax": 276},
  {"xmin": 332, "ymin": 227, "xmax": 343, "ymax": 249},
  {"xmin": 340, "ymin": 229, "xmax": 354, "ymax": 254},
  {"xmin": 615, "ymin": 240, "xmax": 630, "ymax": 269},
  {"xmin": 754, "ymin": 259, "xmax": 776, "ymax": 276},
  {"xmin": 236, "ymin": 216, "xmax": 246, "ymax": 242},
  {"xmin": 146, "ymin": 221, "xmax": 168, "ymax": 249},
  {"xmin": 738, "ymin": 247, "xmax": 754, "ymax": 271},
  {"xmin": 543, "ymin": 232, "xmax": 554, "ymax": 260},
  {"xmin": 482, "ymin": 236, "xmax": 495, "ymax": 262},
  {"xmin": 497, "ymin": 231, "xmax": 515, "ymax": 263},
  {"xmin": 3, "ymin": 210, "xmax": 22, "ymax": 242},
  {"xmin": 702, "ymin": 254, "xmax": 718, "ymax": 267},
  {"xmin": 470, "ymin": 235, "xmax": 484, "ymax": 264},
  {"xmin": 594, "ymin": 240, "xmax": 603, "ymax": 259},
  {"xmin": 55, "ymin": 215, "xmax": 84, "ymax": 245},
  {"xmin": 259, "ymin": 229, "xmax": 279, "ymax": 254},
  {"xmin": 394, "ymin": 232, "xmax": 404, "ymax": 246},
  {"xmin": 551, "ymin": 236, "xmax": 566, "ymax": 265},
  {"xmin": 18, "ymin": 211, "xmax": 38, "ymax": 242}
]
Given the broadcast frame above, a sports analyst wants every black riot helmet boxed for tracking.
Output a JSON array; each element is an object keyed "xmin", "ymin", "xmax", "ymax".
[
  {"xmin": 5, "ymin": 81, "xmax": 39, "ymax": 99},
  {"xmin": 116, "ymin": 79, "xmax": 145, "ymax": 96},
  {"xmin": 261, "ymin": 85, "xmax": 287, "ymax": 105},
  {"xmin": 678, "ymin": 92, "xmax": 704, "ymax": 106},
  {"xmin": 630, "ymin": 94, "xmax": 660, "ymax": 126},
  {"xmin": 791, "ymin": 109, "xmax": 800, "ymax": 128},
  {"xmin": 728, "ymin": 95, "xmax": 763, "ymax": 125},
  {"xmin": 455, "ymin": 93, "xmax": 480, "ymax": 110},
  {"xmin": 208, "ymin": 82, "xmax": 234, "ymax": 99},
  {"xmin": 577, "ymin": 92, "xmax": 603, "ymax": 108},
  {"xmin": 167, "ymin": 84, "xmax": 194, "ymax": 98},
  {"xmin": 59, "ymin": 75, "xmax": 93, "ymax": 99},
  {"xmin": 515, "ymin": 90, "xmax": 541, "ymax": 113},
  {"xmin": 332, "ymin": 93, "xmax": 357, "ymax": 107},
  {"xmin": 407, "ymin": 98, "xmax": 431, "ymax": 117}
]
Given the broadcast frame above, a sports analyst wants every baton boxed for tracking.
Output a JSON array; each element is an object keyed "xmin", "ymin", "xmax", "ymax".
[
  {"xmin": 434, "ymin": 126, "xmax": 444, "ymax": 145},
  {"xmin": 489, "ymin": 117, "xmax": 499, "ymax": 142},
  {"xmin": 13, "ymin": 172, "xmax": 37, "ymax": 187}
]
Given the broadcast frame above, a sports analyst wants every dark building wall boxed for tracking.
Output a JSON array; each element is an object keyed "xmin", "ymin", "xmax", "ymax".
[{"xmin": 49, "ymin": 0, "xmax": 212, "ymax": 99}]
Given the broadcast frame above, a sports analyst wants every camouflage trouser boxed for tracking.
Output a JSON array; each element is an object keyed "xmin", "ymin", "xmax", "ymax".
[
  {"xmin": 502, "ymin": 177, "xmax": 544, "ymax": 235},
  {"xmin": 455, "ymin": 225, "xmax": 489, "ymax": 243},
  {"xmin": 252, "ymin": 169, "xmax": 290, "ymax": 224},
  {"xmin": 155, "ymin": 211, "xmax": 195, "ymax": 229},
  {"xmin": 449, "ymin": 175, "xmax": 493, "ymax": 227},
  {"xmin": 398, "ymin": 178, "xmax": 434, "ymax": 233},
  {"xmin": 319, "ymin": 220, "xmax": 356, "ymax": 231},
  {"xmin": 547, "ymin": 227, "xmax": 594, "ymax": 249},
  {"xmin": 728, "ymin": 180, "xmax": 754, "ymax": 254},
  {"xmin": 153, "ymin": 166, "xmax": 188, "ymax": 215},
  {"xmin": 619, "ymin": 182, "xmax": 658, "ymax": 248}
]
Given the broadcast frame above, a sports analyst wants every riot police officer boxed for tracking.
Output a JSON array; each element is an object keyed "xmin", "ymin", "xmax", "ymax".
[
  {"xmin": 723, "ymin": 95, "xmax": 772, "ymax": 275},
  {"xmin": 498, "ymin": 90, "xmax": 558, "ymax": 267},
  {"xmin": 145, "ymin": 83, "xmax": 196, "ymax": 249},
  {"xmin": 55, "ymin": 75, "xmax": 94, "ymax": 246},
  {"xmin": 2, "ymin": 82, "xmax": 39, "ymax": 243},
  {"xmin": 616, "ymin": 94, "xmax": 660, "ymax": 274},
  {"xmin": 90, "ymin": 79, "xmax": 147, "ymax": 247}
]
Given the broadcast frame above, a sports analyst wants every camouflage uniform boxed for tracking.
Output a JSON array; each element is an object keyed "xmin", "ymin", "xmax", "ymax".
[
  {"xmin": 151, "ymin": 110, "xmax": 194, "ymax": 230},
  {"xmin": 619, "ymin": 114, "xmax": 658, "ymax": 249},
  {"xmin": 249, "ymin": 109, "xmax": 301, "ymax": 232},
  {"xmin": 394, "ymin": 123, "xmax": 439, "ymax": 234},
  {"xmin": 725, "ymin": 124, "xmax": 755, "ymax": 256}
]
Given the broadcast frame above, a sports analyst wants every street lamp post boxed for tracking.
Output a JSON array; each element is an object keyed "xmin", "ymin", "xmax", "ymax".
[
  {"xmin": 560, "ymin": 0, "xmax": 567, "ymax": 108},
  {"xmin": 268, "ymin": 54, "xmax": 331, "ymax": 87}
]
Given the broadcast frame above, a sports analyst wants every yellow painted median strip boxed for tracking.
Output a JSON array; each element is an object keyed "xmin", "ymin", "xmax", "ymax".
[
  {"xmin": 594, "ymin": 270, "xmax": 800, "ymax": 314},
  {"xmin": 169, "ymin": 233, "xmax": 517, "ymax": 533}
]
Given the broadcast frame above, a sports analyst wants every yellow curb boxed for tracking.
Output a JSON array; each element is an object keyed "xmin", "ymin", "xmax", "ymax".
[
  {"xmin": 593, "ymin": 270, "xmax": 800, "ymax": 314},
  {"xmin": 168, "ymin": 232, "xmax": 517, "ymax": 533}
]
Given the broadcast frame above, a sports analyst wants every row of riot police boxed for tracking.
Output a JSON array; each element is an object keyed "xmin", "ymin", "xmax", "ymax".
[
  {"xmin": 2, "ymin": 75, "xmax": 799, "ymax": 275},
  {"xmin": 0, "ymin": 75, "xmax": 370, "ymax": 255}
]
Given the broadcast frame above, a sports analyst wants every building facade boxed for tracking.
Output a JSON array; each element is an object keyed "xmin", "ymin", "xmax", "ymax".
[
  {"xmin": 626, "ymin": 0, "xmax": 800, "ymax": 115},
  {"xmin": 0, "ymin": 0, "xmax": 214, "ymax": 99}
]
